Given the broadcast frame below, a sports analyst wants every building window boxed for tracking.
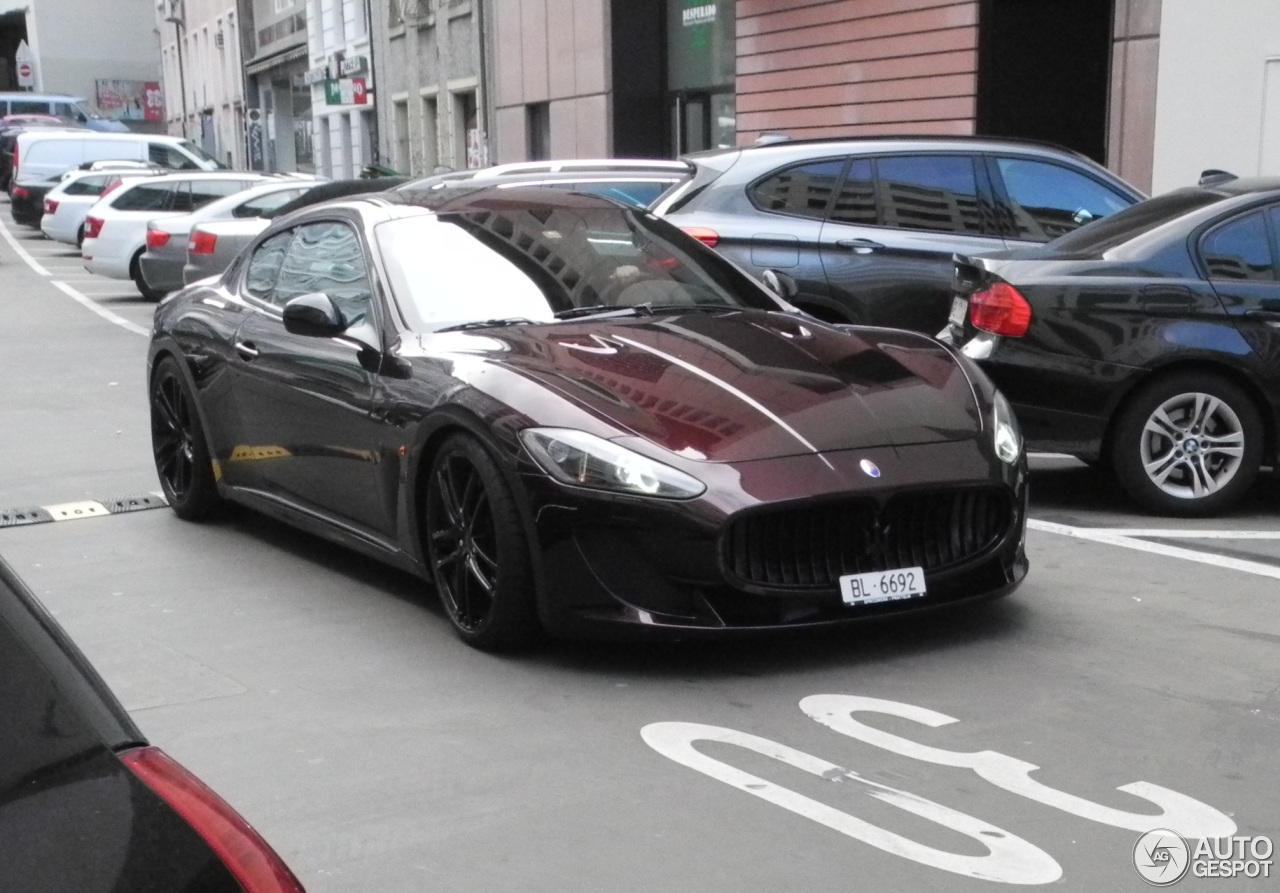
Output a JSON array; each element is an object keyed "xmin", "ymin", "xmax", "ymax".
[
  {"xmin": 421, "ymin": 95, "xmax": 439, "ymax": 171},
  {"xmin": 393, "ymin": 100, "xmax": 410, "ymax": 173},
  {"xmin": 454, "ymin": 90, "xmax": 478, "ymax": 169},
  {"xmin": 528, "ymin": 102, "xmax": 550, "ymax": 161}
]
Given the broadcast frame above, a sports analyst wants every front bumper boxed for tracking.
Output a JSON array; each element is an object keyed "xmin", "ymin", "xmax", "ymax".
[{"xmin": 521, "ymin": 439, "xmax": 1029, "ymax": 639}]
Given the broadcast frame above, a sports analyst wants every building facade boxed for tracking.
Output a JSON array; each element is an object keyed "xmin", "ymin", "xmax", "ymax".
[
  {"xmin": 481, "ymin": 0, "xmax": 1164, "ymax": 192},
  {"xmin": 307, "ymin": 0, "xmax": 377, "ymax": 178},
  {"xmin": 156, "ymin": 0, "xmax": 248, "ymax": 166},
  {"xmin": 373, "ymin": 0, "xmax": 485, "ymax": 176},
  {"xmin": 241, "ymin": 0, "xmax": 313, "ymax": 172},
  {"xmin": 1151, "ymin": 0, "xmax": 1280, "ymax": 193},
  {"xmin": 1, "ymin": 0, "xmax": 161, "ymax": 126}
]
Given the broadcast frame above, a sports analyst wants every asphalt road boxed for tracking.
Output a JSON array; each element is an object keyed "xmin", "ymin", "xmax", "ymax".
[{"xmin": 2, "ymin": 204, "xmax": 1277, "ymax": 892}]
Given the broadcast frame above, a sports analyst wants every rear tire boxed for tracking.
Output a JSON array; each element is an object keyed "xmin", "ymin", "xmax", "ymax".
[
  {"xmin": 150, "ymin": 356, "xmax": 221, "ymax": 520},
  {"xmin": 1109, "ymin": 372, "xmax": 1262, "ymax": 516},
  {"xmin": 76, "ymin": 224, "xmax": 85, "ymax": 249}
]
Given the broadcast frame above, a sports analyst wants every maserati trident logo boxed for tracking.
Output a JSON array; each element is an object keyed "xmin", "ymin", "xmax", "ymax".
[{"xmin": 859, "ymin": 459, "xmax": 881, "ymax": 478}]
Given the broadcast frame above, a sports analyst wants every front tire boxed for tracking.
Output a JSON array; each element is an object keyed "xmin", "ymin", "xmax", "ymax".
[
  {"xmin": 1109, "ymin": 372, "xmax": 1263, "ymax": 516},
  {"xmin": 150, "ymin": 356, "xmax": 221, "ymax": 520},
  {"xmin": 424, "ymin": 434, "xmax": 539, "ymax": 650}
]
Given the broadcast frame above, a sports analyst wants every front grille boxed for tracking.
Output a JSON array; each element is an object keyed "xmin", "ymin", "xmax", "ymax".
[{"xmin": 723, "ymin": 487, "xmax": 1012, "ymax": 590}]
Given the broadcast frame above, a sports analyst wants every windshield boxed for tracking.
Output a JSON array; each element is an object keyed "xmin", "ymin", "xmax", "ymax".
[
  {"xmin": 178, "ymin": 138, "xmax": 226, "ymax": 169},
  {"xmin": 1046, "ymin": 188, "xmax": 1227, "ymax": 254},
  {"xmin": 375, "ymin": 204, "xmax": 779, "ymax": 332}
]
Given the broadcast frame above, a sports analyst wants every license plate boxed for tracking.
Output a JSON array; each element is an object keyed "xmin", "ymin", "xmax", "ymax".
[
  {"xmin": 840, "ymin": 566, "xmax": 927, "ymax": 606},
  {"xmin": 948, "ymin": 295, "xmax": 968, "ymax": 328}
]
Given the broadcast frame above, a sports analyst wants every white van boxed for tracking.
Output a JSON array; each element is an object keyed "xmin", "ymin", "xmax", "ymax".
[
  {"xmin": 10, "ymin": 132, "xmax": 222, "ymax": 225},
  {"xmin": 13, "ymin": 131, "xmax": 220, "ymax": 187}
]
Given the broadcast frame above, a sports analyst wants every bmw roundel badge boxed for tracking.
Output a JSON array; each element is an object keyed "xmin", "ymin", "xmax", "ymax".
[{"xmin": 860, "ymin": 459, "xmax": 881, "ymax": 478}]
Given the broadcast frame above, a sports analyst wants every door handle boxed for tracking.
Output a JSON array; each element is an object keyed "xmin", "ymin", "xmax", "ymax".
[
  {"xmin": 835, "ymin": 238, "xmax": 884, "ymax": 253},
  {"xmin": 235, "ymin": 340, "xmax": 260, "ymax": 360},
  {"xmin": 1245, "ymin": 309, "xmax": 1280, "ymax": 328}
]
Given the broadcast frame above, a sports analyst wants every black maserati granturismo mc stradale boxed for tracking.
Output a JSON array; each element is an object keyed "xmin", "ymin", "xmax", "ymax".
[{"xmin": 149, "ymin": 185, "xmax": 1028, "ymax": 649}]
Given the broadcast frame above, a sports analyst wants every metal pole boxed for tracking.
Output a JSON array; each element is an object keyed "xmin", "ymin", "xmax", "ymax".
[{"xmin": 175, "ymin": 21, "xmax": 189, "ymax": 138}]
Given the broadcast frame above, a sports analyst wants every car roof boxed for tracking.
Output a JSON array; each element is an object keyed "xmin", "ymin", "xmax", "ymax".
[
  {"xmin": 684, "ymin": 134, "xmax": 1100, "ymax": 162},
  {"xmin": 400, "ymin": 158, "xmax": 691, "ymax": 190}
]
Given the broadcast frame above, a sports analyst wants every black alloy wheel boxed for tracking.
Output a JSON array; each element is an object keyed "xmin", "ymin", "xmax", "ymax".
[
  {"xmin": 150, "ymin": 356, "xmax": 220, "ymax": 520},
  {"xmin": 424, "ymin": 434, "xmax": 538, "ymax": 650},
  {"xmin": 1110, "ymin": 371, "xmax": 1263, "ymax": 517}
]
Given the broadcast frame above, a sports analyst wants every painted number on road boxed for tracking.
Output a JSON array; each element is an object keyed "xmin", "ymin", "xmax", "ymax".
[{"xmin": 641, "ymin": 695, "xmax": 1236, "ymax": 885}]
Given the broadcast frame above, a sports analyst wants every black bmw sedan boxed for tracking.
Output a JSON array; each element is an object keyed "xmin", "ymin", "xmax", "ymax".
[
  {"xmin": 149, "ymin": 185, "xmax": 1028, "ymax": 649},
  {"xmin": 943, "ymin": 178, "xmax": 1280, "ymax": 517},
  {"xmin": 0, "ymin": 556, "xmax": 304, "ymax": 892}
]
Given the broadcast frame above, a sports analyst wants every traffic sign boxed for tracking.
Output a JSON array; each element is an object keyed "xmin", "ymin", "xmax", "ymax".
[{"xmin": 15, "ymin": 40, "xmax": 35, "ymax": 88}]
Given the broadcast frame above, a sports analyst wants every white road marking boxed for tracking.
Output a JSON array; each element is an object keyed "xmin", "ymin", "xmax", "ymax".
[
  {"xmin": 1029, "ymin": 519, "xmax": 1280, "ymax": 580},
  {"xmin": 1054, "ymin": 528, "xmax": 1280, "ymax": 539},
  {"xmin": 801, "ymin": 695, "xmax": 1237, "ymax": 838},
  {"xmin": 642, "ymin": 721, "xmax": 1063, "ymax": 884},
  {"xmin": 49, "ymin": 280, "xmax": 150, "ymax": 337},
  {"xmin": 0, "ymin": 216, "xmax": 51, "ymax": 275},
  {"xmin": 1, "ymin": 216, "xmax": 148, "ymax": 337}
]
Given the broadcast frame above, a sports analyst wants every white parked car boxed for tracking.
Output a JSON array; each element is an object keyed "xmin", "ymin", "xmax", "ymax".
[
  {"xmin": 81, "ymin": 171, "xmax": 267, "ymax": 299},
  {"xmin": 41, "ymin": 169, "xmax": 160, "ymax": 247}
]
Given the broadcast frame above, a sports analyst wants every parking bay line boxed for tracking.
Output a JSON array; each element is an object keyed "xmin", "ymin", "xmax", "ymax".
[
  {"xmin": 1029, "ymin": 519, "xmax": 1280, "ymax": 580},
  {"xmin": 0, "ymin": 216, "xmax": 51, "ymax": 275}
]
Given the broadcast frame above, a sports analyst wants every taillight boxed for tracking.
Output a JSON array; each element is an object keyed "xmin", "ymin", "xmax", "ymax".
[
  {"xmin": 120, "ymin": 747, "xmax": 305, "ymax": 893},
  {"xmin": 147, "ymin": 227, "xmax": 171, "ymax": 249},
  {"xmin": 189, "ymin": 230, "xmax": 218, "ymax": 255},
  {"xmin": 970, "ymin": 281, "xmax": 1032, "ymax": 337},
  {"xmin": 44, "ymin": 199, "xmax": 59, "ymax": 215},
  {"xmin": 84, "ymin": 216, "xmax": 105, "ymax": 239},
  {"xmin": 12, "ymin": 185, "xmax": 28, "ymax": 199},
  {"xmin": 680, "ymin": 226, "xmax": 720, "ymax": 248}
]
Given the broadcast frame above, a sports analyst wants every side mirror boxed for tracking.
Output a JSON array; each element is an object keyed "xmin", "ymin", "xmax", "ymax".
[
  {"xmin": 761, "ymin": 269, "xmax": 799, "ymax": 300},
  {"xmin": 282, "ymin": 292, "xmax": 346, "ymax": 337}
]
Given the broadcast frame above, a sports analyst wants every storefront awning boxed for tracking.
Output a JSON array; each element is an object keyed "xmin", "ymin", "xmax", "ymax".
[{"xmin": 245, "ymin": 44, "xmax": 309, "ymax": 77}]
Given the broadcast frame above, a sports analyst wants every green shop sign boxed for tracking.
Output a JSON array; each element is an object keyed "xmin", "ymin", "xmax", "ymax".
[{"xmin": 667, "ymin": 0, "xmax": 735, "ymax": 92}]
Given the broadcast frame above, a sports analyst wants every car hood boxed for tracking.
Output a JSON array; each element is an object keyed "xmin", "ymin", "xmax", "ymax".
[{"xmin": 418, "ymin": 311, "xmax": 982, "ymax": 462}]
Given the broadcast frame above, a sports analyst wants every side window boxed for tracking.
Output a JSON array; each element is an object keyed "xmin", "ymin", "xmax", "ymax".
[
  {"xmin": 233, "ymin": 189, "xmax": 306, "ymax": 219},
  {"xmin": 52, "ymin": 102, "xmax": 77, "ymax": 118},
  {"xmin": 148, "ymin": 142, "xmax": 200, "ymax": 170},
  {"xmin": 996, "ymin": 158, "xmax": 1132, "ymax": 242},
  {"xmin": 63, "ymin": 175, "xmax": 110, "ymax": 196},
  {"xmin": 245, "ymin": 231, "xmax": 295, "ymax": 302},
  {"xmin": 274, "ymin": 222, "xmax": 374, "ymax": 324},
  {"xmin": 828, "ymin": 159, "xmax": 876, "ymax": 226},
  {"xmin": 876, "ymin": 155, "xmax": 983, "ymax": 235},
  {"xmin": 169, "ymin": 182, "xmax": 194, "ymax": 212},
  {"xmin": 11, "ymin": 100, "xmax": 48, "ymax": 115},
  {"xmin": 750, "ymin": 160, "xmax": 845, "ymax": 220},
  {"xmin": 1201, "ymin": 212, "xmax": 1275, "ymax": 281},
  {"xmin": 111, "ymin": 183, "xmax": 173, "ymax": 212},
  {"xmin": 190, "ymin": 179, "xmax": 250, "ymax": 208}
]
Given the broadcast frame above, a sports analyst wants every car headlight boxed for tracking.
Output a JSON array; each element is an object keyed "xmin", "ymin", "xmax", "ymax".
[
  {"xmin": 992, "ymin": 390, "xmax": 1023, "ymax": 465},
  {"xmin": 520, "ymin": 428, "xmax": 706, "ymax": 499}
]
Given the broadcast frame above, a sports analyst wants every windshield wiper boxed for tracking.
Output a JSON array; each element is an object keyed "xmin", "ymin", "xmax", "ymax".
[
  {"xmin": 553, "ymin": 304, "xmax": 653, "ymax": 321},
  {"xmin": 434, "ymin": 317, "xmax": 536, "ymax": 333},
  {"xmin": 553, "ymin": 302, "xmax": 733, "ymax": 321}
]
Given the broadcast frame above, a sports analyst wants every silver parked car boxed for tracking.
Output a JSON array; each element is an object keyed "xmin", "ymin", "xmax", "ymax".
[
  {"xmin": 140, "ymin": 177, "xmax": 320, "ymax": 295},
  {"xmin": 182, "ymin": 177, "xmax": 406, "ymax": 285}
]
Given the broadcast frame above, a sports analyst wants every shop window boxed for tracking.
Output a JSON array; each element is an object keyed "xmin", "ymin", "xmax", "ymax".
[{"xmin": 528, "ymin": 102, "xmax": 550, "ymax": 162}]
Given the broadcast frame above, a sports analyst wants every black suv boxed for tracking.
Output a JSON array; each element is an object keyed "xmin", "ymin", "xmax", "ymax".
[{"xmin": 652, "ymin": 137, "xmax": 1145, "ymax": 332}]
